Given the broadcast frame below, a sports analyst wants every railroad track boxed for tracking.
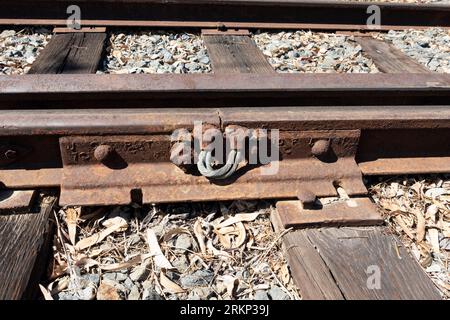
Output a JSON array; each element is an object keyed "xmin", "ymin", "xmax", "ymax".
[
  {"xmin": 1, "ymin": 0, "xmax": 450, "ymax": 30},
  {"xmin": 0, "ymin": 0, "xmax": 449, "ymax": 300}
]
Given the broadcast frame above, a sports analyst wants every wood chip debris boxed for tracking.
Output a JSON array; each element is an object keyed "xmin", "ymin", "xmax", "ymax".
[
  {"xmin": 370, "ymin": 175, "xmax": 450, "ymax": 298},
  {"xmin": 42, "ymin": 201, "xmax": 299, "ymax": 300}
]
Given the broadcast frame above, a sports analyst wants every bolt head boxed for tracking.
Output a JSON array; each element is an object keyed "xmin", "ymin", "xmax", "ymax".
[
  {"xmin": 94, "ymin": 144, "xmax": 113, "ymax": 162},
  {"xmin": 311, "ymin": 139, "xmax": 330, "ymax": 157}
]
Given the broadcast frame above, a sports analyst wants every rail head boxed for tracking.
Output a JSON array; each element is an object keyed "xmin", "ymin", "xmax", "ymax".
[
  {"xmin": 1, "ymin": 74, "xmax": 449, "ymax": 109},
  {"xmin": 1, "ymin": 73, "xmax": 450, "ymax": 93},
  {"xmin": 1, "ymin": 0, "xmax": 449, "ymax": 29},
  {"xmin": 0, "ymin": 106, "xmax": 449, "ymax": 136}
]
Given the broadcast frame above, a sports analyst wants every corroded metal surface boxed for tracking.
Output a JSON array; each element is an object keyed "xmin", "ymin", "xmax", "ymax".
[
  {"xmin": 0, "ymin": 72, "xmax": 449, "ymax": 205},
  {"xmin": 0, "ymin": 105, "xmax": 449, "ymax": 206},
  {"xmin": 1, "ymin": 74, "xmax": 450, "ymax": 109},
  {"xmin": 1, "ymin": 107, "xmax": 450, "ymax": 137},
  {"xmin": 276, "ymin": 198, "xmax": 384, "ymax": 228},
  {"xmin": 0, "ymin": 169, "xmax": 61, "ymax": 188},
  {"xmin": 2, "ymin": 73, "xmax": 450, "ymax": 94},
  {"xmin": 58, "ymin": 158, "xmax": 367, "ymax": 205},
  {"xmin": 55, "ymin": 130, "xmax": 366, "ymax": 205},
  {"xmin": 357, "ymin": 128, "xmax": 450, "ymax": 175},
  {"xmin": 0, "ymin": 0, "xmax": 449, "ymax": 29}
]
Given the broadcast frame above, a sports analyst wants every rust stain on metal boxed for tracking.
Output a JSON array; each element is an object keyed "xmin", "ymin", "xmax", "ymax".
[
  {"xmin": 311, "ymin": 139, "xmax": 330, "ymax": 157},
  {"xmin": 2, "ymin": 73, "xmax": 449, "ymax": 111},
  {"xmin": 94, "ymin": 144, "xmax": 114, "ymax": 162},
  {"xmin": 0, "ymin": 144, "xmax": 31, "ymax": 166},
  {"xmin": 297, "ymin": 189, "xmax": 317, "ymax": 205},
  {"xmin": 58, "ymin": 158, "xmax": 367, "ymax": 206},
  {"xmin": 2, "ymin": 19, "xmax": 450, "ymax": 31},
  {"xmin": 0, "ymin": 169, "xmax": 61, "ymax": 188},
  {"xmin": 0, "ymin": 71, "xmax": 448, "ymax": 206},
  {"xmin": 201, "ymin": 29, "xmax": 251, "ymax": 36},
  {"xmin": 53, "ymin": 27, "xmax": 107, "ymax": 33},
  {"xmin": 1, "ymin": 0, "xmax": 449, "ymax": 30},
  {"xmin": 57, "ymin": 130, "xmax": 367, "ymax": 206},
  {"xmin": 359, "ymin": 157, "xmax": 450, "ymax": 175},
  {"xmin": 276, "ymin": 198, "xmax": 384, "ymax": 229},
  {"xmin": 60, "ymin": 135, "xmax": 172, "ymax": 165}
]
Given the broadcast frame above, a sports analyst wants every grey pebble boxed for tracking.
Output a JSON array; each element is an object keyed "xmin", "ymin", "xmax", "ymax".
[
  {"xmin": 57, "ymin": 292, "xmax": 77, "ymax": 301},
  {"xmin": 268, "ymin": 286, "xmax": 290, "ymax": 300},
  {"xmin": 254, "ymin": 290, "xmax": 270, "ymax": 300},
  {"xmin": 101, "ymin": 278, "xmax": 129, "ymax": 294},
  {"xmin": 116, "ymin": 272, "xmax": 129, "ymax": 282},
  {"xmin": 102, "ymin": 272, "xmax": 117, "ymax": 282},
  {"xmin": 128, "ymin": 285, "xmax": 141, "ymax": 300},
  {"xmin": 59, "ymin": 283, "xmax": 97, "ymax": 301},
  {"xmin": 198, "ymin": 56, "xmax": 210, "ymax": 64},
  {"xmin": 235, "ymin": 269, "xmax": 249, "ymax": 280},
  {"xmin": 440, "ymin": 238, "xmax": 450, "ymax": 250},
  {"xmin": 123, "ymin": 276, "xmax": 134, "ymax": 290},
  {"xmin": 185, "ymin": 62, "xmax": 199, "ymax": 71},
  {"xmin": 180, "ymin": 270, "xmax": 214, "ymax": 288},
  {"xmin": 163, "ymin": 50, "xmax": 174, "ymax": 63},
  {"xmin": 81, "ymin": 273, "xmax": 100, "ymax": 287},
  {"xmin": 142, "ymin": 280, "xmax": 154, "ymax": 290},
  {"xmin": 102, "ymin": 271, "xmax": 128, "ymax": 282},
  {"xmin": 151, "ymin": 225, "xmax": 164, "ymax": 237},
  {"xmin": 173, "ymin": 255, "xmax": 190, "ymax": 273},
  {"xmin": 187, "ymin": 287, "xmax": 214, "ymax": 300},
  {"xmin": 426, "ymin": 262, "xmax": 442, "ymax": 273},
  {"xmin": 143, "ymin": 288, "xmax": 163, "ymax": 300}
]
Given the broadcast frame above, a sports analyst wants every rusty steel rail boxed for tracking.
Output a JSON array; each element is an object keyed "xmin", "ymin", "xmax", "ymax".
[
  {"xmin": 1, "ymin": 73, "xmax": 450, "ymax": 109},
  {"xmin": 0, "ymin": 106, "xmax": 450, "ymax": 205},
  {"xmin": 1, "ymin": 106, "xmax": 450, "ymax": 136},
  {"xmin": 0, "ymin": 74, "xmax": 449, "ymax": 206},
  {"xmin": 0, "ymin": 0, "xmax": 449, "ymax": 30}
]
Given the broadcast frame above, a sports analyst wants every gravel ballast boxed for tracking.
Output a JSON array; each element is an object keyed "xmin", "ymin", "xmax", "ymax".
[
  {"xmin": 2, "ymin": 28, "xmax": 449, "ymax": 75},
  {"xmin": 374, "ymin": 28, "xmax": 450, "ymax": 73},
  {"xmin": 254, "ymin": 31, "xmax": 380, "ymax": 73},
  {"xmin": 99, "ymin": 31, "xmax": 211, "ymax": 74},
  {"xmin": 0, "ymin": 28, "xmax": 51, "ymax": 75}
]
